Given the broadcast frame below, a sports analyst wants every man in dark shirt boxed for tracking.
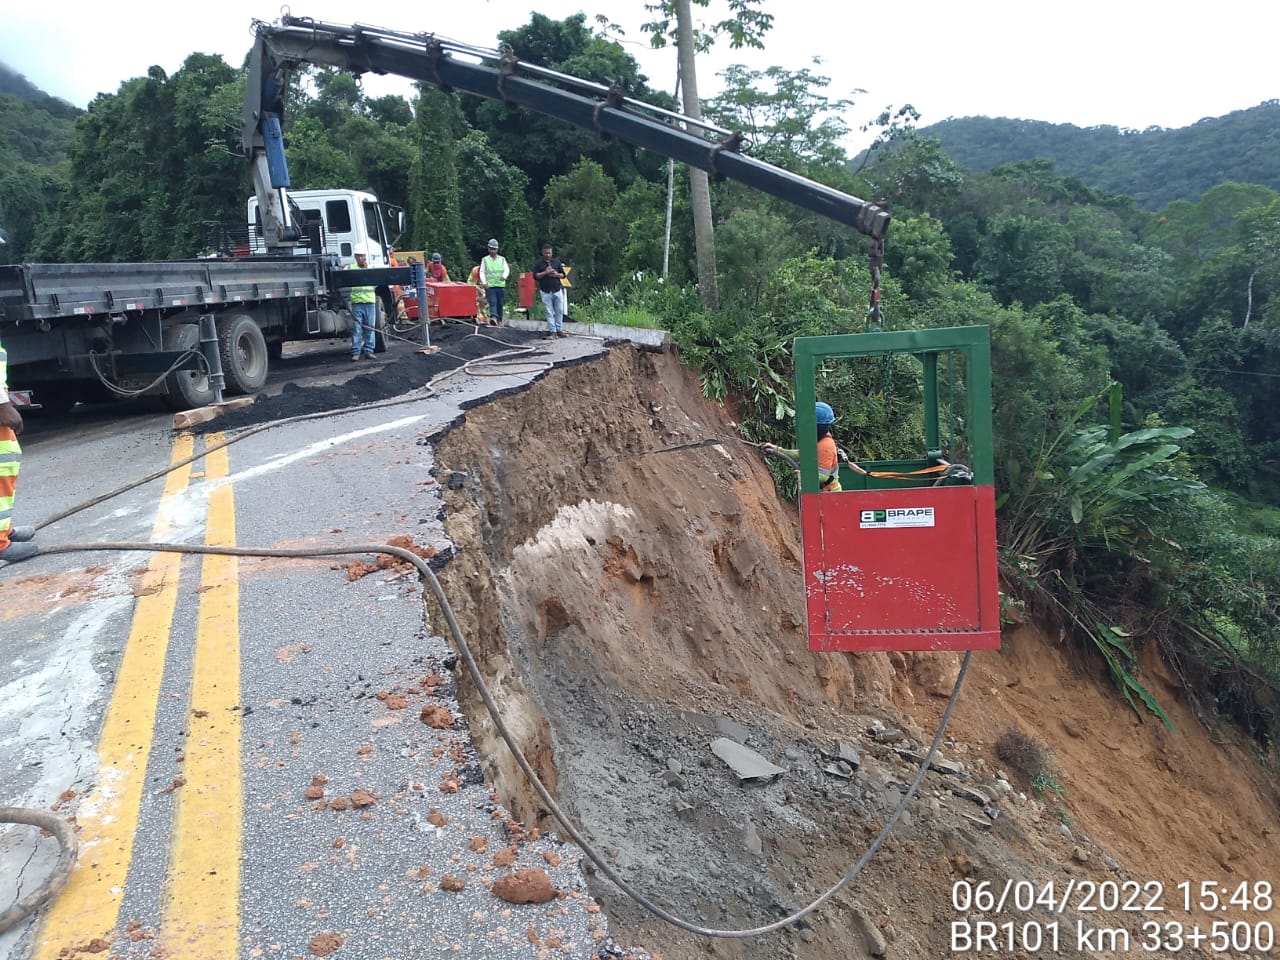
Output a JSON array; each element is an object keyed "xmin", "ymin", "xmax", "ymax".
[{"xmin": 533, "ymin": 243, "xmax": 566, "ymax": 339}]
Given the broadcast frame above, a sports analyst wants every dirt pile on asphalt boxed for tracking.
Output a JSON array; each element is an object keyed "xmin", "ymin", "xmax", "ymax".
[
  {"xmin": 198, "ymin": 325, "xmax": 545, "ymax": 432},
  {"xmin": 430, "ymin": 344, "xmax": 1280, "ymax": 959}
]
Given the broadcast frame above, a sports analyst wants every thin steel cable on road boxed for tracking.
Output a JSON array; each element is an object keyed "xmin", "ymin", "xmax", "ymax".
[
  {"xmin": 12, "ymin": 535, "xmax": 970, "ymax": 940},
  {"xmin": 8, "ymin": 337, "xmax": 973, "ymax": 939}
]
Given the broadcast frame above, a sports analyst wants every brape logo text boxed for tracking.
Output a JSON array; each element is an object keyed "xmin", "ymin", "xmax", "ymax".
[{"xmin": 859, "ymin": 506, "xmax": 936, "ymax": 529}]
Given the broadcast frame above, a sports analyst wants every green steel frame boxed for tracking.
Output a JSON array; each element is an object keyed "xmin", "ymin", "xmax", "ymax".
[{"xmin": 792, "ymin": 326, "xmax": 994, "ymax": 494}]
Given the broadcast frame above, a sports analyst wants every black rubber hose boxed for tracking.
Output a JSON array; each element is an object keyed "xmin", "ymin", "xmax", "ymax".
[{"xmin": 0, "ymin": 806, "xmax": 78, "ymax": 934}]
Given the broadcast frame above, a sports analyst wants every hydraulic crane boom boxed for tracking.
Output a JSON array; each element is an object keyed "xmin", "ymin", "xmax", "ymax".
[{"xmin": 242, "ymin": 15, "xmax": 890, "ymax": 253}]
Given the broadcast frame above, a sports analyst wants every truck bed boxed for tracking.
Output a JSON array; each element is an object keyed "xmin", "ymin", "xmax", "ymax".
[{"xmin": 0, "ymin": 257, "xmax": 328, "ymax": 324}]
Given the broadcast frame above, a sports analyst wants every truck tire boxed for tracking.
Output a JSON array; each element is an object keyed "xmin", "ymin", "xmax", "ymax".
[
  {"xmin": 217, "ymin": 313, "xmax": 270, "ymax": 394},
  {"xmin": 162, "ymin": 323, "xmax": 217, "ymax": 411}
]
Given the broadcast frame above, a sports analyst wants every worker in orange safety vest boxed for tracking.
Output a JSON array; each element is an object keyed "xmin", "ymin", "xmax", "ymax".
[
  {"xmin": 762, "ymin": 401, "xmax": 868, "ymax": 491},
  {"xmin": 0, "ymin": 337, "xmax": 37, "ymax": 563},
  {"xmin": 467, "ymin": 263, "xmax": 489, "ymax": 321}
]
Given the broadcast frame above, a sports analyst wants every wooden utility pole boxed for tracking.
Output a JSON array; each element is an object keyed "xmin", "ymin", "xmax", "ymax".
[{"xmin": 675, "ymin": 0, "xmax": 719, "ymax": 309}]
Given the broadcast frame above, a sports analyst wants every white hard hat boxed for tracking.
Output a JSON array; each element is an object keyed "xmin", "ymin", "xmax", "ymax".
[{"xmin": 354, "ymin": 246, "xmax": 368, "ymax": 256}]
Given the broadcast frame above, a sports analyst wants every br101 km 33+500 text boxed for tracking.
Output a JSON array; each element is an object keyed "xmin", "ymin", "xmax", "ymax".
[{"xmin": 951, "ymin": 919, "xmax": 1275, "ymax": 954}]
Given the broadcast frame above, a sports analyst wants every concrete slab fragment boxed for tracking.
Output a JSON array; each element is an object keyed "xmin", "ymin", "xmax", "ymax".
[
  {"xmin": 710, "ymin": 737, "xmax": 787, "ymax": 784},
  {"xmin": 895, "ymin": 747, "xmax": 964, "ymax": 776},
  {"xmin": 501, "ymin": 317, "xmax": 670, "ymax": 349},
  {"xmin": 714, "ymin": 716, "xmax": 754, "ymax": 743},
  {"xmin": 822, "ymin": 742, "xmax": 862, "ymax": 768}
]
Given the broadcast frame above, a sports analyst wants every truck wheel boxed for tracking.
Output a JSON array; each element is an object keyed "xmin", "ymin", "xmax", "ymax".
[
  {"xmin": 217, "ymin": 313, "xmax": 270, "ymax": 394},
  {"xmin": 162, "ymin": 323, "xmax": 217, "ymax": 411}
]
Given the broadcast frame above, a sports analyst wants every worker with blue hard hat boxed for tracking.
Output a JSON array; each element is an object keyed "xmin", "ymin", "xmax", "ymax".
[{"xmin": 762, "ymin": 401, "xmax": 868, "ymax": 490}]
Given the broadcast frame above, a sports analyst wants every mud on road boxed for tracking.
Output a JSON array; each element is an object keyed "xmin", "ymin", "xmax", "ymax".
[{"xmin": 19, "ymin": 323, "xmax": 545, "ymax": 449}]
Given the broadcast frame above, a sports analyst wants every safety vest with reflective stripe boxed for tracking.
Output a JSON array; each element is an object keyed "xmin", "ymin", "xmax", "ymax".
[
  {"xmin": 0, "ymin": 340, "xmax": 19, "ymax": 534},
  {"xmin": 480, "ymin": 254, "xmax": 509, "ymax": 287},
  {"xmin": 778, "ymin": 435, "xmax": 842, "ymax": 492},
  {"xmin": 346, "ymin": 262, "xmax": 377, "ymax": 304}
]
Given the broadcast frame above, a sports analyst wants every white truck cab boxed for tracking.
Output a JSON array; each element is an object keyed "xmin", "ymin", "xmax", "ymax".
[{"xmin": 247, "ymin": 188, "xmax": 403, "ymax": 265}]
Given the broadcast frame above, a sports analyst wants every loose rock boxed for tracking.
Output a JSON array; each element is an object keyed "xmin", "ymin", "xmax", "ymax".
[
  {"xmin": 308, "ymin": 933, "xmax": 344, "ymax": 957},
  {"xmin": 492, "ymin": 868, "xmax": 557, "ymax": 904},
  {"xmin": 421, "ymin": 705, "xmax": 454, "ymax": 728}
]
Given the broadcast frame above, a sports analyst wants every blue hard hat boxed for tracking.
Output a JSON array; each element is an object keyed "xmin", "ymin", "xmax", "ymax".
[{"xmin": 815, "ymin": 401, "xmax": 835, "ymax": 424}]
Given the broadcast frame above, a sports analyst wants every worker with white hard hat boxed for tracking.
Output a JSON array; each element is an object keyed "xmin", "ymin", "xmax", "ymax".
[
  {"xmin": 478, "ymin": 238, "xmax": 510, "ymax": 324},
  {"xmin": 347, "ymin": 246, "xmax": 378, "ymax": 360}
]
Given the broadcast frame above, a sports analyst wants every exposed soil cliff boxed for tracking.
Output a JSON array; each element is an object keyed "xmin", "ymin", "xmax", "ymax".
[{"xmin": 429, "ymin": 344, "xmax": 1280, "ymax": 959}]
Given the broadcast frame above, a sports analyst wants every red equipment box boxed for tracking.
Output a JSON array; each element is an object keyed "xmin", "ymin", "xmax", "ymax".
[
  {"xmin": 518, "ymin": 271, "xmax": 536, "ymax": 309},
  {"xmin": 801, "ymin": 485, "xmax": 1001, "ymax": 652},
  {"xmin": 424, "ymin": 282, "xmax": 478, "ymax": 320}
]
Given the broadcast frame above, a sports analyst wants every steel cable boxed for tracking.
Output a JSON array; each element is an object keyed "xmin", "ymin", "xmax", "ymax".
[
  {"xmin": 19, "ymin": 538, "xmax": 971, "ymax": 939},
  {"xmin": 12, "ymin": 337, "xmax": 971, "ymax": 938}
]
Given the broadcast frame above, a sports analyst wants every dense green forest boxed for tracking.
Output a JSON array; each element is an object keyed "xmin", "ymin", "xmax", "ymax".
[
  {"xmin": 2, "ymin": 17, "xmax": 1279, "ymax": 745},
  {"xmin": 918, "ymin": 104, "xmax": 1280, "ymax": 209},
  {"xmin": 0, "ymin": 63, "xmax": 79, "ymax": 255}
]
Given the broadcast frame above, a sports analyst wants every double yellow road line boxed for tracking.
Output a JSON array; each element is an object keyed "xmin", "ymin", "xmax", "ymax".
[{"xmin": 34, "ymin": 433, "xmax": 242, "ymax": 960}]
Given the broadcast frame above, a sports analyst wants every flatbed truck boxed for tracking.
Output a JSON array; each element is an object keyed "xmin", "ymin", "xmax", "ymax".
[
  {"xmin": 0, "ymin": 186, "xmax": 413, "ymax": 412},
  {"xmin": 1, "ymin": 13, "xmax": 890, "ymax": 412}
]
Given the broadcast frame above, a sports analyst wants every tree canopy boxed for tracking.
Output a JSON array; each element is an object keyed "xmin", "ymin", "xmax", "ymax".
[
  {"xmin": 4, "ymin": 20, "xmax": 1280, "ymax": 742},
  {"xmin": 917, "ymin": 103, "xmax": 1280, "ymax": 209}
]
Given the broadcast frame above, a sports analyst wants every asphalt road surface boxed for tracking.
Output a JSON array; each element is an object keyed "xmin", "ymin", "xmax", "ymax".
[
  {"xmin": 0, "ymin": 328, "xmax": 633, "ymax": 960},
  {"xmin": 16, "ymin": 330, "xmax": 437, "ymax": 450}
]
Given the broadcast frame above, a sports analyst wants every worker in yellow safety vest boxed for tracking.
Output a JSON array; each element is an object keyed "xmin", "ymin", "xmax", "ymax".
[
  {"xmin": 346, "ymin": 247, "xmax": 378, "ymax": 360},
  {"xmin": 0, "ymin": 338, "xmax": 37, "ymax": 563},
  {"xmin": 478, "ymin": 238, "xmax": 510, "ymax": 323}
]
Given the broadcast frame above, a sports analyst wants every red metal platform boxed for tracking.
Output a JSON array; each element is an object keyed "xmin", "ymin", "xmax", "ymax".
[{"xmin": 801, "ymin": 485, "xmax": 1001, "ymax": 652}]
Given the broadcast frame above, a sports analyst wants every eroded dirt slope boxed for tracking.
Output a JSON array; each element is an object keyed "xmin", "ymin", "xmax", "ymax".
[{"xmin": 428, "ymin": 344, "xmax": 1280, "ymax": 960}]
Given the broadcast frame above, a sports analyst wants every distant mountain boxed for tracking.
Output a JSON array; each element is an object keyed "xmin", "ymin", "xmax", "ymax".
[
  {"xmin": 920, "ymin": 101, "xmax": 1280, "ymax": 209},
  {"xmin": 1, "ymin": 62, "xmax": 79, "ymax": 259},
  {"xmin": 0, "ymin": 64, "xmax": 78, "ymax": 169},
  {"xmin": 0, "ymin": 62, "xmax": 79, "ymax": 119}
]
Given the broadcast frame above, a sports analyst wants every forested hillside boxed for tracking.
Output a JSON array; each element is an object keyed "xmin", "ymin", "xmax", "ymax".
[
  {"xmin": 3, "ymin": 16, "xmax": 1279, "ymax": 746},
  {"xmin": 920, "ymin": 102, "xmax": 1280, "ymax": 208},
  {"xmin": 0, "ymin": 62, "xmax": 79, "ymax": 119},
  {"xmin": 0, "ymin": 62, "xmax": 78, "ymax": 254}
]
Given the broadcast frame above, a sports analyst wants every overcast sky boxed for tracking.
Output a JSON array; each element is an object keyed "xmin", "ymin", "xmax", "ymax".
[{"xmin": 4, "ymin": 0, "xmax": 1277, "ymax": 152}]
